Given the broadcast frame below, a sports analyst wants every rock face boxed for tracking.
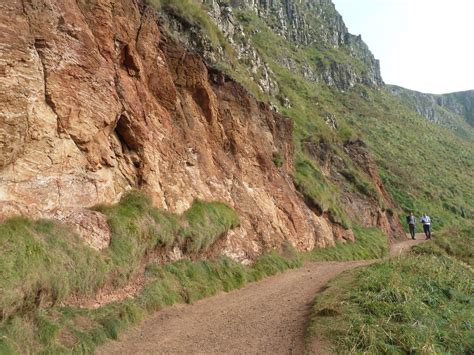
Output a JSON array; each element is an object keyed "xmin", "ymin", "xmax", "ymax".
[
  {"xmin": 197, "ymin": 0, "xmax": 383, "ymax": 91},
  {"xmin": 388, "ymin": 85, "xmax": 474, "ymax": 129},
  {"xmin": 0, "ymin": 0, "xmax": 402, "ymax": 260}
]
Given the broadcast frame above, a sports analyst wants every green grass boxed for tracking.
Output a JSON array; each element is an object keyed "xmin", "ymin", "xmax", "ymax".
[
  {"xmin": 0, "ymin": 218, "xmax": 107, "ymax": 322},
  {"xmin": 0, "ymin": 192, "xmax": 390, "ymax": 353},
  {"xmin": 0, "ymin": 245, "xmax": 302, "ymax": 353},
  {"xmin": 0, "ymin": 191, "xmax": 238, "ymax": 326},
  {"xmin": 306, "ymin": 226, "xmax": 388, "ymax": 261},
  {"xmin": 180, "ymin": 199, "xmax": 240, "ymax": 253},
  {"xmin": 94, "ymin": 191, "xmax": 239, "ymax": 283},
  {"xmin": 412, "ymin": 222, "xmax": 474, "ymax": 266},
  {"xmin": 307, "ymin": 224, "xmax": 474, "ymax": 354}
]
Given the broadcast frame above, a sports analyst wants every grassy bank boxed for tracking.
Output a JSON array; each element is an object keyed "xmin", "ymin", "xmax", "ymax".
[
  {"xmin": 0, "ymin": 191, "xmax": 240, "ymax": 352},
  {"xmin": 306, "ymin": 226, "xmax": 388, "ymax": 262},
  {"xmin": 0, "ymin": 192, "xmax": 239, "ymax": 322},
  {"xmin": 307, "ymin": 224, "xmax": 474, "ymax": 354},
  {"xmin": 0, "ymin": 248, "xmax": 303, "ymax": 353},
  {"xmin": 0, "ymin": 191, "xmax": 391, "ymax": 353}
]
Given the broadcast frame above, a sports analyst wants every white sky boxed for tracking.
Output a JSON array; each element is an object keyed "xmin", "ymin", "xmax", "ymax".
[{"xmin": 332, "ymin": 0, "xmax": 474, "ymax": 94}]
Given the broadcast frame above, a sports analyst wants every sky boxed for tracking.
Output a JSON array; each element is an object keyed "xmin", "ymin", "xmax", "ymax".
[{"xmin": 332, "ymin": 0, "xmax": 474, "ymax": 94}]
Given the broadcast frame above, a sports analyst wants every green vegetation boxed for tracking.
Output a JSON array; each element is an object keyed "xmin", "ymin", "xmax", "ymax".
[
  {"xmin": 0, "ymin": 191, "xmax": 239, "ymax": 352},
  {"xmin": 272, "ymin": 152, "xmax": 284, "ymax": 167},
  {"xmin": 307, "ymin": 224, "xmax": 474, "ymax": 354},
  {"xmin": 341, "ymin": 88, "xmax": 474, "ymax": 228},
  {"xmin": 293, "ymin": 153, "xmax": 350, "ymax": 227},
  {"xmin": 94, "ymin": 191, "xmax": 239, "ymax": 283},
  {"xmin": 0, "ymin": 188, "xmax": 391, "ymax": 353},
  {"xmin": 412, "ymin": 222, "xmax": 474, "ymax": 266},
  {"xmin": 0, "ymin": 218, "xmax": 107, "ymax": 322},
  {"xmin": 180, "ymin": 199, "xmax": 240, "ymax": 252},
  {"xmin": 306, "ymin": 226, "xmax": 388, "ymax": 261},
  {"xmin": 0, "ymin": 235, "xmax": 302, "ymax": 353}
]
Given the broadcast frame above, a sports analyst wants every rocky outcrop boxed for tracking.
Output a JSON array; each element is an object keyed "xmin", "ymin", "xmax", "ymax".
[
  {"xmin": 303, "ymin": 139, "xmax": 404, "ymax": 239},
  {"xmin": 388, "ymin": 85, "xmax": 474, "ymax": 129},
  {"xmin": 436, "ymin": 91, "xmax": 474, "ymax": 127},
  {"xmin": 157, "ymin": 0, "xmax": 382, "ymax": 95},
  {"xmin": 195, "ymin": 0, "xmax": 383, "ymax": 91}
]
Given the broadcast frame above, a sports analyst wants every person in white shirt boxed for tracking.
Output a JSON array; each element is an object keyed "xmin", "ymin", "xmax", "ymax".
[{"xmin": 420, "ymin": 214, "xmax": 432, "ymax": 240}]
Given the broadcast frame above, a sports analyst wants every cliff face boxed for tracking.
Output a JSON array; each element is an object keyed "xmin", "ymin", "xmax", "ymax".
[
  {"xmin": 164, "ymin": 0, "xmax": 382, "ymax": 94},
  {"xmin": 388, "ymin": 86, "xmax": 474, "ymax": 130},
  {"xmin": 230, "ymin": 0, "xmax": 383, "ymax": 88},
  {"xmin": 437, "ymin": 91, "xmax": 474, "ymax": 127},
  {"xmin": 0, "ymin": 0, "xmax": 403, "ymax": 260}
]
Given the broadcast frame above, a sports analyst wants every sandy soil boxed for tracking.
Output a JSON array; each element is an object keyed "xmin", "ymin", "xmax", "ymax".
[{"xmin": 96, "ymin": 237, "xmax": 426, "ymax": 355}]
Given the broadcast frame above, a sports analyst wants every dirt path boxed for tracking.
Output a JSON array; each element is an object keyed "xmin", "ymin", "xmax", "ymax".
[{"xmin": 96, "ymin": 237, "xmax": 426, "ymax": 355}]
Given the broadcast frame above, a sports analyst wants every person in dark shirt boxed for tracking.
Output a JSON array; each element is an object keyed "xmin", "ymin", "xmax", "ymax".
[{"xmin": 406, "ymin": 212, "xmax": 416, "ymax": 239}]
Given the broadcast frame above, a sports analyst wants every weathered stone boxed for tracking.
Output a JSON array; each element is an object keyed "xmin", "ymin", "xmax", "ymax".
[
  {"xmin": 51, "ymin": 209, "xmax": 111, "ymax": 251},
  {"xmin": 0, "ymin": 0, "xmax": 404, "ymax": 260}
]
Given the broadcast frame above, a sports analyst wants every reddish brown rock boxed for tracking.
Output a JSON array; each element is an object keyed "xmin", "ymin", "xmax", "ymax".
[
  {"xmin": 0, "ymin": 0, "xmax": 403, "ymax": 260},
  {"xmin": 51, "ymin": 209, "xmax": 111, "ymax": 251}
]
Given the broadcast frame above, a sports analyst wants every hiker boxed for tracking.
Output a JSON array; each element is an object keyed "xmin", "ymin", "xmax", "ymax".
[
  {"xmin": 406, "ymin": 212, "xmax": 416, "ymax": 239},
  {"xmin": 420, "ymin": 214, "xmax": 432, "ymax": 239}
]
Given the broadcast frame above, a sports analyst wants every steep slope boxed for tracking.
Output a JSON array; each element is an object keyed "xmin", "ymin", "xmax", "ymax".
[
  {"xmin": 157, "ymin": 0, "xmax": 473, "ymax": 226},
  {"xmin": 0, "ymin": 0, "xmax": 405, "ymax": 265},
  {"xmin": 388, "ymin": 85, "xmax": 474, "ymax": 137}
]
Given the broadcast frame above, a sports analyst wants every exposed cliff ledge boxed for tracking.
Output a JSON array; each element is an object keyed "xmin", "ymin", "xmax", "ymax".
[
  {"xmin": 388, "ymin": 85, "xmax": 474, "ymax": 129},
  {"xmin": 0, "ymin": 0, "xmax": 402, "ymax": 260}
]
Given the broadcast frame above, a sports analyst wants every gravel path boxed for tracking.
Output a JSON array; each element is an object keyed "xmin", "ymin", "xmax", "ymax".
[{"xmin": 96, "ymin": 237, "xmax": 425, "ymax": 355}]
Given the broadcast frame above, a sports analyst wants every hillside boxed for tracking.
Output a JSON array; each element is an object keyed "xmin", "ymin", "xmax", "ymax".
[
  {"xmin": 0, "ymin": 0, "xmax": 406, "ymax": 263},
  {"xmin": 388, "ymin": 85, "xmax": 474, "ymax": 137},
  {"xmin": 0, "ymin": 0, "xmax": 473, "ymax": 352},
  {"xmin": 156, "ymin": 0, "xmax": 474, "ymax": 226}
]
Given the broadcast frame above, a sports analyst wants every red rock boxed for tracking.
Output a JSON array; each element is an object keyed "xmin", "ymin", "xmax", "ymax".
[{"xmin": 0, "ymin": 0, "xmax": 403, "ymax": 260}]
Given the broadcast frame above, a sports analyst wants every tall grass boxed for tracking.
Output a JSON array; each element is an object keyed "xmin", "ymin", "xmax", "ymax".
[
  {"xmin": 307, "ymin": 224, "xmax": 474, "ymax": 354},
  {"xmin": 0, "ymin": 191, "xmax": 238, "ymax": 325},
  {"xmin": 412, "ymin": 222, "xmax": 474, "ymax": 266},
  {"xmin": 0, "ymin": 218, "xmax": 107, "ymax": 322},
  {"xmin": 306, "ymin": 226, "xmax": 388, "ymax": 261},
  {"xmin": 0, "ymin": 247, "xmax": 302, "ymax": 353}
]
